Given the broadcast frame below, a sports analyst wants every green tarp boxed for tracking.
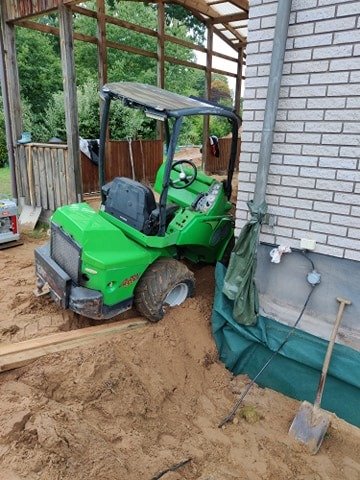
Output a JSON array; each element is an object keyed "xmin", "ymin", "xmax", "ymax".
[
  {"xmin": 222, "ymin": 201, "xmax": 267, "ymax": 326},
  {"xmin": 212, "ymin": 263, "xmax": 360, "ymax": 427}
]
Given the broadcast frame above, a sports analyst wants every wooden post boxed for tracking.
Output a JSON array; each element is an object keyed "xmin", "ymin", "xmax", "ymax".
[
  {"xmin": 203, "ymin": 22, "xmax": 213, "ymax": 171},
  {"xmin": 235, "ymin": 47, "xmax": 244, "ymax": 116},
  {"xmin": 157, "ymin": 0, "xmax": 165, "ymax": 143},
  {"xmin": 58, "ymin": 3, "xmax": 82, "ymax": 203},
  {"xmin": 0, "ymin": 0, "xmax": 23, "ymax": 199},
  {"xmin": 96, "ymin": 0, "xmax": 107, "ymax": 88}
]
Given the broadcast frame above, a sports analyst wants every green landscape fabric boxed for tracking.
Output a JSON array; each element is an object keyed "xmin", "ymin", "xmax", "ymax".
[{"xmin": 212, "ymin": 263, "xmax": 360, "ymax": 427}]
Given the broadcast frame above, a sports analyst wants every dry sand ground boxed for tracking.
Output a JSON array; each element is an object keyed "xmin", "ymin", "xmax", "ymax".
[{"xmin": 0, "ymin": 234, "xmax": 360, "ymax": 480}]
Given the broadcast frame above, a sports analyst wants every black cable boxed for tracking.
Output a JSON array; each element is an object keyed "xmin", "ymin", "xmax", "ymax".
[{"xmin": 219, "ymin": 259, "xmax": 319, "ymax": 428}]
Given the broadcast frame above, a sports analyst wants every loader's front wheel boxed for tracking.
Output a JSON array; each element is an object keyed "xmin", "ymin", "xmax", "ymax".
[{"xmin": 134, "ymin": 258, "xmax": 195, "ymax": 322}]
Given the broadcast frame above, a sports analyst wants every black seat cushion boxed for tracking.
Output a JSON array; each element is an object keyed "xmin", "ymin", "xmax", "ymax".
[{"xmin": 102, "ymin": 177, "xmax": 156, "ymax": 232}]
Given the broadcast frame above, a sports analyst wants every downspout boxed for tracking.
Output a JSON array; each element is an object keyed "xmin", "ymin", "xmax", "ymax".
[{"xmin": 253, "ymin": 0, "xmax": 292, "ymax": 207}]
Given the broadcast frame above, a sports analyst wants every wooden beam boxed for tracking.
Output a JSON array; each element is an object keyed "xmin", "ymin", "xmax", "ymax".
[
  {"xmin": 235, "ymin": 47, "xmax": 244, "ymax": 115},
  {"xmin": 157, "ymin": 0, "xmax": 165, "ymax": 89},
  {"xmin": 0, "ymin": 319, "xmax": 148, "ymax": 372},
  {"xmin": 58, "ymin": 4, "xmax": 82, "ymax": 203},
  {"xmin": 203, "ymin": 22, "xmax": 213, "ymax": 171},
  {"xmin": 211, "ymin": 12, "xmax": 248, "ymax": 24},
  {"xmin": 96, "ymin": 0, "xmax": 107, "ymax": 87}
]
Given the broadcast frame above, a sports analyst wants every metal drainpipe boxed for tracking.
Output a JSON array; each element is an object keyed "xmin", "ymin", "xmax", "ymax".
[{"xmin": 253, "ymin": 0, "xmax": 292, "ymax": 207}]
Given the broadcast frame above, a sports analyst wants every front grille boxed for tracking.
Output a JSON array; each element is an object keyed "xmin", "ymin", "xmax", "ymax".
[{"xmin": 50, "ymin": 223, "xmax": 81, "ymax": 283}]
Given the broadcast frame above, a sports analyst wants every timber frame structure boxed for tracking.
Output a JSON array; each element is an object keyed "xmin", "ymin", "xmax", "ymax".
[{"xmin": 0, "ymin": 0, "xmax": 248, "ymax": 204}]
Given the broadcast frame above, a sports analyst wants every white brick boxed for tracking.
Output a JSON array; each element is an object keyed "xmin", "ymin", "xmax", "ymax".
[
  {"xmin": 328, "ymin": 236, "xmax": 360, "ymax": 250},
  {"xmin": 244, "ymin": 66, "xmax": 258, "ymax": 77},
  {"xmin": 334, "ymin": 29, "xmax": 360, "ymax": 45},
  {"xmin": 246, "ymin": 52, "xmax": 272, "ymax": 66},
  {"xmin": 245, "ymin": 43, "xmax": 259, "ymax": 55},
  {"xmin": 325, "ymin": 110, "xmax": 360, "ymax": 121},
  {"xmin": 307, "ymin": 97, "xmax": 346, "ymax": 109},
  {"xmin": 284, "ymin": 49, "xmax": 312, "ymax": 63},
  {"xmin": 259, "ymin": 233, "xmax": 276, "ymax": 244},
  {"xmin": 302, "ymin": 144, "xmax": 339, "ymax": 157},
  {"xmin": 334, "ymin": 193, "xmax": 360, "ymax": 206},
  {"xmin": 300, "ymin": 167, "xmax": 336, "ymax": 179},
  {"xmin": 281, "ymin": 73, "xmax": 309, "ymax": 86},
  {"xmin": 259, "ymin": 40, "xmax": 274, "ymax": 53},
  {"xmin": 346, "ymin": 97, "xmax": 360, "ymax": 108},
  {"xmin": 319, "ymin": 157, "xmax": 357, "ymax": 169},
  {"xmin": 261, "ymin": 16, "xmax": 276, "ymax": 29},
  {"xmin": 252, "ymin": 28, "xmax": 275, "ymax": 42},
  {"xmin": 315, "ymin": 244, "xmax": 344, "ymax": 258},
  {"xmin": 247, "ymin": 121, "xmax": 266, "ymax": 131},
  {"xmin": 255, "ymin": 87, "xmax": 269, "ymax": 98},
  {"xmin": 298, "ymin": 189, "xmax": 333, "ymax": 201},
  {"xmin": 284, "ymin": 155, "xmax": 318, "ymax": 166},
  {"xmin": 312, "ymin": 45, "xmax": 353, "ymax": 60},
  {"xmin": 275, "ymin": 121, "xmax": 304, "ymax": 132},
  {"xmin": 316, "ymin": 179, "xmax": 354, "ymax": 192},
  {"xmin": 249, "ymin": 3, "xmax": 278, "ymax": 18},
  {"xmin": 255, "ymin": 110, "xmax": 265, "ymax": 120},
  {"xmin": 332, "ymin": 215, "xmax": 360, "ymax": 228},
  {"xmin": 286, "ymin": 132, "xmax": 321, "ymax": 144},
  {"xmin": 278, "ymin": 98, "xmax": 307, "ymax": 109},
  {"xmin": 282, "ymin": 176, "xmax": 315, "ymax": 188},
  {"xmin": 337, "ymin": 170, "xmax": 360, "ymax": 182},
  {"xmin": 258, "ymin": 65, "xmax": 271, "ymax": 76},
  {"xmin": 265, "ymin": 195, "xmax": 279, "ymax": 206},
  {"xmin": 288, "ymin": 23, "xmax": 314, "ymax": 38},
  {"xmin": 292, "ymin": 0, "xmax": 317, "ymax": 10},
  {"xmin": 272, "ymin": 143, "xmax": 302, "ymax": 155},
  {"xmin": 305, "ymin": 122, "xmax": 342, "ymax": 133},
  {"xmin": 318, "ymin": 0, "xmax": 356, "ymax": 5},
  {"xmin": 292, "ymin": 60, "xmax": 329, "ymax": 74},
  {"xmin": 348, "ymin": 228, "xmax": 360, "ymax": 239},
  {"xmin": 340, "ymin": 146, "xmax": 360, "ymax": 158},
  {"xmin": 290, "ymin": 85, "xmax": 327, "ymax": 97},
  {"xmin": 280, "ymin": 197, "xmax": 313, "ymax": 209},
  {"xmin": 278, "ymin": 217, "xmax": 310, "ymax": 230},
  {"xmin": 244, "ymin": 99, "xmax": 267, "ymax": 110},
  {"xmin": 245, "ymin": 76, "xmax": 269, "ymax": 87},
  {"xmin": 330, "ymin": 57, "xmax": 360, "ymax": 71},
  {"xmin": 288, "ymin": 110, "xmax": 324, "ymax": 121},
  {"xmin": 343, "ymin": 122, "xmax": 360, "ymax": 134},
  {"xmin": 296, "ymin": 210, "xmax": 330, "ymax": 222},
  {"xmin": 337, "ymin": 1, "xmax": 360, "ymax": 17},
  {"xmin": 269, "ymin": 164, "xmax": 299, "ymax": 176},
  {"xmin": 350, "ymin": 206, "xmax": 360, "ymax": 216},
  {"xmin": 344, "ymin": 250, "xmax": 360, "ymax": 261},
  {"xmin": 310, "ymin": 72, "xmax": 349, "ymax": 84},
  {"xmin": 322, "ymin": 134, "xmax": 360, "ymax": 146},
  {"xmin": 297, "ymin": 6, "xmax": 335, "ymax": 23},
  {"xmin": 312, "ymin": 223, "xmax": 347, "ymax": 236},
  {"xmin": 350, "ymin": 71, "xmax": 360, "ymax": 83},
  {"xmin": 242, "ymin": 110, "xmax": 255, "ymax": 121},
  {"xmin": 267, "ymin": 185, "xmax": 298, "ymax": 197},
  {"xmin": 315, "ymin": 16, "xmax": 356, "ymax": 33},
  {"xmin": 314, "ymin": 201, "xmax": 350, "ymax": 215},
  {"xmin": 327, "ymin": 84, "xmax": 360, "ymax": 97},
  {"xmin": 272, "ymin": 226, "xmax": 293, "ymax": 237},
  {"xmin": 267, "ymin": 174, "xmax": 281, "ymax": 185},
  {"xmin": 294, "ymin": 33, "xmax": 332, "ymax": 49},
  {"xmin": 269, "ymin": 206, "xmax": 295, "ymax": 217}
]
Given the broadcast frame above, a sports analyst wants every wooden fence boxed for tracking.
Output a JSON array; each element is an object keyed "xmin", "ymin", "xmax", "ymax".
[
  {"xmin": 15, "ymin": 139, "xmax": 163, "ymax": 210},
  {"xmin": 205, "ymin": 137, "xmax": 241, "ymax": 174}
]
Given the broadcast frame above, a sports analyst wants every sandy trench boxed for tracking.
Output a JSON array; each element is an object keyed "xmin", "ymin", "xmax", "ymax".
[{"xmin": 0, "ymin": 233, "xmax": 360, "ymax": 480}]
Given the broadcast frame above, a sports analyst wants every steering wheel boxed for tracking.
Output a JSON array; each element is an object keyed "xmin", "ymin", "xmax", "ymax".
[{"xmin": 170, "ymin": 160, "xmax": 197, "ymax": 190}]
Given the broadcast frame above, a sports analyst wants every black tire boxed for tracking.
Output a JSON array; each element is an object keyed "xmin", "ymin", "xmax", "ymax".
[{"xmin": 134, "ymin": 258, "xmax": 195, "ymax": 322}]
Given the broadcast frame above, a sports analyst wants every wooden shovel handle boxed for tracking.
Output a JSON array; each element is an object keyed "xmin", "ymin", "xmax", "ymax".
[{"xmin": 314, "ymin": 297, "xmax": 351, "ymax": 407}]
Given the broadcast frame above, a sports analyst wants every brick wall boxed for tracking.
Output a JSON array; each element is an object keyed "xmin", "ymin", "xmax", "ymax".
[{"xmin": 237, "ymin": 0, "xmax": 360, "ymax": 261}]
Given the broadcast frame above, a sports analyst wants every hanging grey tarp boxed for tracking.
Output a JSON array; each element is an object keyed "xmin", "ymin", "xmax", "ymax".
[{"xmin": 222, "ymin": 201, "xmax": 267, "ymax": 326}]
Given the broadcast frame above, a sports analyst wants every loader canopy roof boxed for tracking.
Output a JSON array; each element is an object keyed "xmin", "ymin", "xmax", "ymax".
[{"xmin": 102, "ymin": 82, "xmax": 238, "ymax": 121}]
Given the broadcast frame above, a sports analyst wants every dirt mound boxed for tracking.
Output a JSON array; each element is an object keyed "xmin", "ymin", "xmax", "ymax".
[{"xmin": 0, "ymin": 239, "xmax": 360, "ymax": 480}]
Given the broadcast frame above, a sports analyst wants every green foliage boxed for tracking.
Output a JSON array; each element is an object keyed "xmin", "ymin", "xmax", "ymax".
[
  {"xmin": 2, "ymin": 3, "xmax": 234, "ymax": 148},
  {"xmin": 0, "ymin": 166, "xmax": 11, "ymax": 195},
  {"xmin": 16, "ymin": 28, "xmax": 62, "ymax": 115}
]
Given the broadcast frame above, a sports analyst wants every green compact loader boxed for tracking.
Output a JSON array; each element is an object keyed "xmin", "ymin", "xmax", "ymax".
[{"xmin": 35, "ymin": 82, "xmax": 240, "ymax": 321}]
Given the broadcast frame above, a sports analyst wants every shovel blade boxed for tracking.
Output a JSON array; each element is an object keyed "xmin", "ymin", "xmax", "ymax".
[{"xmin": 289, "ymin": 401, "xmax": 331, "ymax": 454}]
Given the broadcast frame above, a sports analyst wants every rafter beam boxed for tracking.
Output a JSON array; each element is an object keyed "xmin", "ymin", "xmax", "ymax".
[{"xmin": 211, "ymin": 12, "xmax": 248, "ymax": 24}]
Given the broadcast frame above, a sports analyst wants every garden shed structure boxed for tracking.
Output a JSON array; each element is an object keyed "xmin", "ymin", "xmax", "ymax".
[{"xmin": 0, "ymin": 0, "xmax": 248, "ymax": 205}]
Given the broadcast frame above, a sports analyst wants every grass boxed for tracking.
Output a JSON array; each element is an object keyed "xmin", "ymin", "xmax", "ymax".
[{"xmin": 0, "ymin": 166, "xmax": 12, "ymax": 196}]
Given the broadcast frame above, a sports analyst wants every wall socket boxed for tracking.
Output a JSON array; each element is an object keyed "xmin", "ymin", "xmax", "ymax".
[{"xmin": 300, "ymin": 238, "xmax": 316, "ymax": 251}]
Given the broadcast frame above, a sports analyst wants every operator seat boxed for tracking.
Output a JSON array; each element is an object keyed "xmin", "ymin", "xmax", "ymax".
[{"xmin": 102, "ymin": 177, "xmax": 178, "ymax": 235}]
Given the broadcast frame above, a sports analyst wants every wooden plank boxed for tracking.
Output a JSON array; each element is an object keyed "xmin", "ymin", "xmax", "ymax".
[
  {"xmin": 44, "ymin": 147, "xmax": 54, "ymax": 210},
  {"xmin": 38, "ymin": 147, "xmax": 48, "ymax": 210},
  {"xmin": 0, "ymin": 319, "xmax": 148, "ymax": 373},
  {"xmin": 96, "ymin": 0, "xmax": 107, "ymax": 87},
  {"xmin": 58, "ymin": 148, "xmax": 68, "ymax": 205},
  {"xmin": 52, "ymin": 147, "xmax": 62, "ymax": 208},
  {"xmin": 32, "ymin": 147, "xmax": 41, "ymax": 207}
]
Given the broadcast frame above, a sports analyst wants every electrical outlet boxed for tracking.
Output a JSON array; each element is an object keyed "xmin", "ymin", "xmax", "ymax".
[{"xmin": 300, "ymin": 238, "xmax": 316, "ymax": 251}]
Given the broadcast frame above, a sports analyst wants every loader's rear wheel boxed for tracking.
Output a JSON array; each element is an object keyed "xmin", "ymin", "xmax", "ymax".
[{"xmin": 134, "ymin": 258, "xmax": 195, "ymax": 322}]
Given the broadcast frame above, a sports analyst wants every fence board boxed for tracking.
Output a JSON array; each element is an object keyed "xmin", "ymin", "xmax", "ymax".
[
  {"xmin": 39, "ymin": 148, "xmax": 48, "ymax": 210},
  {"xmin": 205, "ymin": 138, "xmax": 241, "ymax": 174},
  {"xmin": 44, "ymin": 147, "xmax": 55, "ymax": 211},
  {"xmin": 52, "ymin": 148, "xmax": 62, "ymax": 208},
  {"xmin": 58, "ymin": 148, "xmax": 68, "ymax": 205},
  {"xmin": 32, "ymin": 147, "xmax": 41, "ymax": 207}
]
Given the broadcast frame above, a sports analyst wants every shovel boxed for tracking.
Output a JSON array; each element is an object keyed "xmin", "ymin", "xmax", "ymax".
[{"xmin": 289, "ymin": 296, "xmax": 351, "ymax": 454}]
